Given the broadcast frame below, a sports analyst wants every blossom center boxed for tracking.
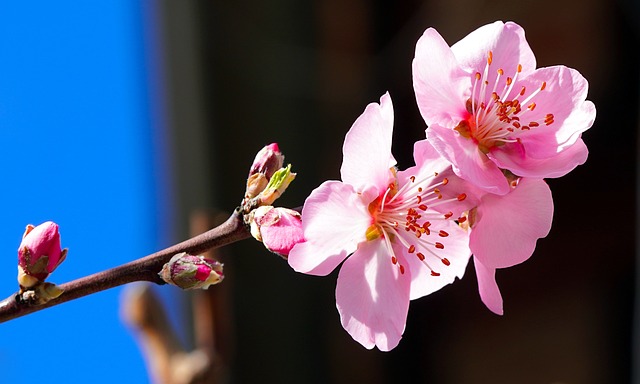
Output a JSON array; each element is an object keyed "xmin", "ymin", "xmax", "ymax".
[
  {"xmin": 366, "ymin": 171, "xmax": 466, "ymax": 277},
  {"xmin": 455, "ymin": 50, "xmax": 554, "ymax": 153}
]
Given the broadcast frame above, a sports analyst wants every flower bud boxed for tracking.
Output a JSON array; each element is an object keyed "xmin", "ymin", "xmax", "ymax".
[
  {"xmin": 250, "ymin": 206, "xmax": 304, "ymax": 258},
  {"xmin": 159, "ymin": 253, "xmax": 224, "ymax": 290},
  {"xmin": 17, "ymin": 221, "xmax": 67, "ymax": 288},
  {"xmin": 258, "ymin": 164, "xmax": 296, "ymax": 206},
  {"xmin": 246, "ymin": 143, "xmax": 284, "ymax": 199}
]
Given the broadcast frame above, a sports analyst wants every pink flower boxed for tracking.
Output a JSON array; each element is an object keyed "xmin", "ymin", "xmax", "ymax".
[
  {"xmin": 463, "ymin": 178, "xmax": 554, "ymax": 314},
  {"xmin": 288, "ymin": 93, "xmax": 471, "ymax": 350},
  {"xmin": 250, "ymin": 206, "xmax": 304, "ymax": 258},
  {"xmin": 17, "ymin": 221, "xmax": 67, "ymax": 288},
  {"xmin": 413, "ymin": 21, "xmax": 595, "ymax": 195}
]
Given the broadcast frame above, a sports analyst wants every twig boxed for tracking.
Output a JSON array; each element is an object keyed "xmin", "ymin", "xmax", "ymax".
[{"xmin": 0, "ymin": 209, "xmax": 250, "ymax": 323}]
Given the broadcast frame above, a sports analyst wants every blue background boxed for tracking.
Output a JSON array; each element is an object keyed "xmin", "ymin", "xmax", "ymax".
[{"xmin": 0, "ymin": 2, "xmax": 165, "ymax": 382}]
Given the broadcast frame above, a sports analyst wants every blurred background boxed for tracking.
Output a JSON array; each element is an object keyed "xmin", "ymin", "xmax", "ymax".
[{"xmin": 0, "ymin": 0, "xmax": 637, "ymax": 383}]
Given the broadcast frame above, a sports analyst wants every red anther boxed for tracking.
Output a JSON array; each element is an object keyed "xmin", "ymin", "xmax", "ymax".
[
  {"xmin": 415, "ymin": 231, "xmax": 422, "ymax": 239},
  {"xmin": 487, "ymin": 51, "xmax": 493, "ymax": 65},
  {"xmin": 506, "ymin": 77, "xmax": 513, "ymax": 86},
  {"xmin": 442, "ymin": 258, "xmax": 450, "ymax": 266},
  {"xmin": 416, "ymin": 252, "xmax": 425, "ymax": 261},
  {"xmin": 527, "ymin": 102, "xmax": 536, "ymax": 111},
  {"xmin": 517, "ymin": 64, "xmax": 522, "ymax": 73},
  {"xmin": 457, "ymin": 216, "xmax": 467, "ymax": 223},
  {"xmin": 529, "ymin": 121, "xmax": 539, "ymax": 127},
  {"xmin": 512, "ymin": 121, "xmax": 521, "ymax": 128},
  {"xmin": 439, "ymin": 230, "xmax": 449, "ymax": 237},
  {"xmin": 540, "ymin": 81, "xmax": 547, "ymax": 91},
  {"xmin": 410, "ymin": 175, "xmax": 416, "ymax": 183},
  {"xmin": 442, "ymin": 178, "xmax": 449, "ymax": 185},
  {"xmin": 497, "ymin": 68, "xmax": 504, "ymax": 75},
  {"xmin": 434, "ymin": 172, "xmax": 439, "ymax": 176},
  {"xmin": 418, "ymin": 187, "xmax": 423, "ymax": 193},
  {"xmin": 520, "ymin": 87, "xmax": 526, "ymax": 96},
  {"xmin": 431, "ymin": 271, "xmax": 441, "ymax": 277},
  {"xmin": 418, "ymin": 204, "xmax": 428, "ymax": 211},
  {"xmin": 444, "ymin": 212, "xmax": 453, "ymax": 219},
  {"xmin": 391, "ymin": 256, "xmax": 397, "ymax": 264},
  {"xmin": 522, "ymin": 126, "xmax": 530, "ymax": 130},
  {"xmin": 399, "ymin": 265, "xmax": 405, "ymax": 274},
  {"xmin": 435, "ymin": 242, "xmax": 445, "ymax": 249},
  {"xmin": 416, "ymin": 195, "xmax": 422, "ymax": 203},
  {"xmin": 475, "ymin": 72, "xmax": 481, "ymax": 80},
  {"xmin": 491, "ymin": 92, "xmax": 499, "ymax": 101},
  {"xmin": 408, "ymin": 245, "xmax": 416, "ymax": 253},
  {"xmin": 457, "ymin": 193, "xmax": 467, "ymax": 201}
]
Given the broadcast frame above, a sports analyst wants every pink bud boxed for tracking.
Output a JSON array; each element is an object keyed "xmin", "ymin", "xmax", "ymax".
[
  {"xmin": 248, "ymin": 143, "xmax": 284, "ymax": 180},
  {"xmin": 251, "ymin": 206, "xmax": 304, "ymax": 258},
  {"xmin": 159, "ymin": 253, "xmax": 224, "ymax": 290},
  {"xmin": 17, "ymin": 221, "xmax": 67, "ymax": 288}
]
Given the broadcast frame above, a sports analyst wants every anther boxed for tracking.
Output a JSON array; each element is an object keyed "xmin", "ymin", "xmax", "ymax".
[
  {"xmin": 408, "ymin": 245, "xmax": 416, "ymax": 253},
  {"xmin": 497, "ymin": 68, "xmax": 504, "ymax": 75},
  {"xmin": 435, "ymin": 242, "xmax": 445, "ymax": 249},
  {"xmin": 442, "ymin": 258, "xmax": 450, "ymax": 266},
  {"xmin": 444, "ymin": 212, "xmax": 453, "ymax": 219},
  {"xmin": 457, "ymin": 193, "xmax": 467, "ymax": 201},
  {"xmin": 487, "ymin": 51, "xmax": 493, "ymax": 65},
  {"xmin": 431, "ymin": 271, "xmax": 440, "ymax": 277},
  {"xmin": 399, "ymin": 265, "xmax": 405, "ymax": 274},
  {"xmin": 416, "ymin": 252, "xmax": 425, "ymax": 261},
  {"xmin": 410, "ymin": 176, "xmax": 415, "ymax": 183},
  {"xmin": 517, "ymin": 64, "xmax": 522, "ymax": 72},
  {"xmin": 391, "ymin": 256, "xmax": 397, "ymax": 264},
  {"xmin": 438, "ymin": 230, "xmax": 449, "ymax": 237},
  {"xmin": 540, "ymin": 81, "xmax": 546, "ymax": 91},
  {"xmin": 442, "ymin": 178, "xmax": 449, "ymax": 185}
]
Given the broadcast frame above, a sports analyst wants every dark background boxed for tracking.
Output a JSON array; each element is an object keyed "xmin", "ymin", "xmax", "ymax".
[{"xmin": 156, "ymin": 1, "xmax": 638, "ymax": 382}]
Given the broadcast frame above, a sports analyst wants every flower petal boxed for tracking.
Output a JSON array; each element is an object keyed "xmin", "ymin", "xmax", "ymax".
[
  {"xmin": 336, "ymin": 240, "xmax": 410, "ymax": 351},
  {"xmin": 427, "ymin": 124, "xmax": 511, "ymax": 195},
  {"xmin": 474, "ymin": 257, "xmax": 504, "ymax": 315},
  {"xmin": 451, "ymin": 21, "xmax": 536, "ymax": 77},
  {"xmin": 489, "ymin": 137, "xmax": 588, "ymax": 178},
  {"xmin": 515, "ymin": 66, "xmax": 595, "ymax": 158},
  {"xmin": 340, "ymin": 92, "xmax": 396, "ymax": 193},
  {"xmin": 400, "ymin": 220, "xmax": 471, "ymax": 300},
  {"xmin": 288, "ymin": 181, "xmax": 371, "ymax": 276},
  {"xmin": 470, "ymin": 178, "xmax": 553, "ymax": 269},
  {"xmin": 413, "ymin": 28, "xmax": 470, "ymax": 126}
]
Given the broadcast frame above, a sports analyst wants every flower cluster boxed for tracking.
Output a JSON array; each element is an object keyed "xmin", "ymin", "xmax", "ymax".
[{"xmin": 288, "ymin": 21, "xmax": 594, "ymax": 350}]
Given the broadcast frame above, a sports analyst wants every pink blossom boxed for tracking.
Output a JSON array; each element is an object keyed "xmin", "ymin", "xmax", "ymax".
[
  {"xmin": 288, "ymin": 93, "xmax": 471, "ymax": 350},
  {"xmin": 17, "ymin": 221, "xmax": 67, "ymax": 288},
  {"xmin": 464, "ymin": 178, "xmax": 554, "ymax": 314},
  {"xmin": 413, "ymin": 21, "xmax": 595, "ymax": 195},
  {"xmin": 251, "ymin": 206, "xmax": 304, "ymax": 257}
]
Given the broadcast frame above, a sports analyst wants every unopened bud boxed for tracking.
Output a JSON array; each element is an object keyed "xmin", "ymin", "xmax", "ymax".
[
  {"xmin": 160, "ymin": 253, "xmax": 224, "ymax": 290},
  {"xmin": 246, "ymin": 143, "xmax": 284, "ymax": 199},
  {"xmin": 259, "ymin": 164, "xmax": 296, "ymax": 206},
  {"xmin": 250, "ymin": 206, "xmax": 304, "ymax": 258},
  {"xmin": 17, "ymin": 221, "xmax": 67, "ymax": 288}
]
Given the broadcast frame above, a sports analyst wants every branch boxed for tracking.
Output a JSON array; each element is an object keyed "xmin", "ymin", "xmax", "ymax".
[{"xmin": 0, "ymin": 209, "xmax": 250, "ymax": 323}]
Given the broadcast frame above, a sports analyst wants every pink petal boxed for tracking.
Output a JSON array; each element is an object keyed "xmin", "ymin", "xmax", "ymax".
[
  {"xmin": 413, "ymin": 28, "xmax": 470, "ymax": 126},
  {"xmin": 258, "ymin": 207, "xmax": 304, "ymax": 257},
  {"xmin": 340, "ymin": 92, "xmax": 396, "ymax": 193},
  {"xmin": 517, "ymin": 66, "xmax": 595, "ymax": 159},
  {"xmin": 336, "ymin": 240, "xmax": 410, "ymax": 351},
  {"xmin": 474, "ymin": 257, "xmax": 503, "ymax": 315},
  {"xmin": 451, "ymin": 21, "xmax": 537, "ymax": 78},
  {"xmin": 427, "ymin": 124, "xmax": 511, "ymax": 195},
  {"xmin": 288, "ymin": 181, "xmax": 371, "ymax": 276},
  {"xmin": 489, "ymin": 137, "xmax": 588, "ymax": 178},
  {"xmin": 470, "ymin": 178, "xmax": 553, "ymax": 269},
  {"xmin": 400, "ymin": 220, "xmax": 471, "ymax": 300}
]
